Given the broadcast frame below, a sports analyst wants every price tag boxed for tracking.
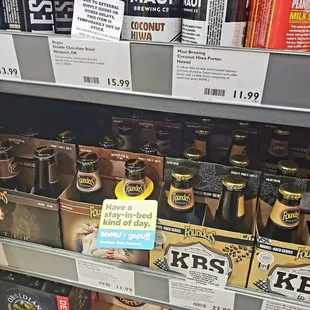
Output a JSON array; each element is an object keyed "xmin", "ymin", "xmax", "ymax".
[
  {"xmin": 172, "ymin": 46, "xmax": 269, "ymax": 105},
  {"xmin": 48, "ymin": 37, "xmax": 132, "ymax": 91},
  {"xmin": 76, "ymin": 259, "xmax": 135, "ymax": 295},
  {"xmin": 97, "ymin": 199, "xmax": 158, "ymax": 250},
  {"xmin": 261, "ymin": 300, "xmax": 308, "ymax": 310},
  {"xmin": 0, "ymin": 34, "xmax": 21, "ymax": 81},
  {"xmin": 169, "ymin": 279, "xmax": 235, "ymax": 310},
  {"xmin": 0, "ymin": 243, "xmax": 8, "ymax": 266}
]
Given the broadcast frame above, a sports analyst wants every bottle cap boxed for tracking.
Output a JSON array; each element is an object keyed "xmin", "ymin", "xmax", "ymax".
[
  {"xmin": 118, "ymin": 122, "xmax": 133, "ymax": 133},
  {"xmin": 171, "ymin": 166, "xmax": 194, "ymax": 181},
  {"xmin": 229, "ymin": 154, "xmax": 250, "ymax": 168},
  {"xmin": 99, "ymin": 136, "xmax": 119, "ymax": 149},
  {"xmin": 279, "ymin": 183, "xmax": 303, "ymax": 200},
  {"xmin": 34, "ymin": 146, "xmax": 55, "ymax": 160},
  {"xmin": 0, "ymin": 141, "xmax": 12, "ymax": 154},
  {"xmin": 184, "ymin": 147, "xmax": 203, "ymax": 160},
  {"xmin": 125, "ymin": 159, "xmax": 145, "ymax": 172},
  {"xmin": 57, "ymin": 130, "xmax": 76, "ymax": 143},
  {"xmin": 222, "ymin": 175, "xmax": 246, "ymax": 191},
  {"xmin": 128, "ymin": 110, "xmax": 144, "ymax": 119},
  {"xmin": 274, "ymin": 126, "xmax": 290, "ymax": 136},
  {"xmin": 200, "ymin": 118, "xmax": 213, "ymax": 125},
  {"xmin": 232, "ymin": 130, "xmax": 248, "ymax": 141},
  {"xmin": 238, "ymin": 121, "xmax": 250, "ymax": 128},
  {"xmin": 77, "ymin": 152, "xmax": 99, "ymax": 165},
  {"xmin": 156, "ymin": 126, "xmax": 171, "ymax": 137},
  {"xmin": 140, "ymin": 141, "xmax": 158, "ymax": 154},
  {"xmin": 21, "ymin": 127, "xmax": 39, "ymax": 137},
  {"xmin": 195, "ymin": 126, "xmax": 210, "ymax": 136},
  {"xmin": 277, "ymin": 160, "xmax": 298, "ymax": 175}
]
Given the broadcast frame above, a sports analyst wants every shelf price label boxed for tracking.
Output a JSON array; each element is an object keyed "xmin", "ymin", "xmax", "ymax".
[
  {"xmin": 0, "ymin": 34, "xmax": 21, "ymax": 81},
  {"xmin": 76, "ymin": 259, "xmax": 135, "ymax": 295},
  {"xmin": 172, "ymin": 46, "xmax": 269, "ymax": 105},
  {"xmin": 48, "ymin": 37, "xmax": 132, "ymax": 91},
  {"xmin": 261, "ymin": 300, "xmax": 308, "ymax": 310}
]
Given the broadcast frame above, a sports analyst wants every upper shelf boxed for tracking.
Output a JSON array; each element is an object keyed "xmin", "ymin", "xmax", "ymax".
[{"xmin": 1, "ymin": 31, "xmax": 310, "ymax": 127}]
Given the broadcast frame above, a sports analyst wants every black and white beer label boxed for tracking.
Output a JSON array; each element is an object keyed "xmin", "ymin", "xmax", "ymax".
[
  {"xmin": 182, "ymin": 0, "xmax": 249, "ymax": 46},
  {"xmin": 53, "ymin": 0, "xmax": 74, "ymax": 34},
  {"xmin": 122, "ymin": 0, "xmax": 182, "ymax": 42}
]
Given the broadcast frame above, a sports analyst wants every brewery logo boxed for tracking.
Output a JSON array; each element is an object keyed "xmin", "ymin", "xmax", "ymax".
[
  {"xmin": 296, "ymin": 247, "xmax": 310, "ymax": 260},
  {"xmin": 115, "ymin": 296, "xmax": 146, "ymax": 307},
  {"xmin": 8, "ymin": 162, "xmax": 18, "ymax": 175},
  {"xmin": 184, "ymin": 225, "xmax": 216, "ymax": 245},
  {"xmin": 6, "ymin": 291, "xmax": 46, "ymax": 310},
  {"xmin": 267, "ymin": 264, "xmax": 310, "ymax": 300},
  {"xmin": 78, "ymin": 175, "xmax": 96, "ymax": 189},
  {"xmin": 269, "ymin": 141, "xmax": 288, "ymax": 156},
  {"xmin": 280, "ymin": 209, "xmax": 299, "ymax": 226},
  {"xmin": 172, "ymin": 192, "xmax": 191, "ymax": 206},
  {"xmin": 0, "ymin": 191, "xmax": 8, "ymax": 204},
  {"xmin": 164, "ymin": 242, "xmax": 232, "ymax": 276},
  {"xmin": 90, "ymin": 205, "xmax": 102, "ymax": 218},
  {"xmin": 125, "ymin": 183, "xmax": 144, "ymax": 196}
]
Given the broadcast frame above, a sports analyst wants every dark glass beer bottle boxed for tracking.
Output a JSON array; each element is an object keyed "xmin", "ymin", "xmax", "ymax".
[
  {"xmin": 155, "ymin": 126, "xmax": 171, "ymax": 156},
  {"xmin": 33, "ymin": 147, "xmax": 61, "ymax": 199},
  {"xmin": 229, "ymin": 154, "xmax": 250, "ymax": 169},
  {"xmin": 276, "ymin": 160, "xmax": 298, "ymax": 177},
  {"xmin": 194, "ymin": 126, "xmax": 210, "ymax": 161},
  {"xmin": 76, "ymin": 152, "xmax": 105, "ymax": 205},
  {"xmin": 267, "ymin": 126, "xmax": 290, "ymax": 164},
  {"xmin": 228, "ymin": 130, "xmax": 248, "ymax": 160},
  {"xmin": 117, "ymin": 122, "xmax": 133, "ymax": 151},
  {"xmin": 99, "ymin": 136, "xmax": 119, "ymax": 149},
  {"xmin": 0, "ymin": 141, "xmax": 19, "ymax": 190},
  {"xmin": 123, "ymin": 159, "xmax": 147, "ymax": 197},
  {"xmin": 140, "ymin": 141, "xmax": 158, "ymax": 155},
  {"xmin": 56, "ymin": 130, "xmax": 76, "ymax": 143},
  {"xmin": 184, "ymin": 147, "xmax": 203, "ymax": 161},
  {"xmin": 163, "ymin": 166, "xmax": 203, "ymax": 225},
  {"xmin": 264, "ymin": 183, "xmax": 302, "ymax": 243},
  {"xmin": 208, "ymin": 175, "xmax": 249, "ymax": 233}
]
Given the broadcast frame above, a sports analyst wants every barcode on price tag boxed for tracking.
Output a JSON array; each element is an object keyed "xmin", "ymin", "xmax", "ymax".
[
  {"xmin": 83, "ymin": 76, "xmax": 100, "ymax": 84},
  {"xmin": 172, "ymin": 46, "xmax": 269, "ymax": 105},
  {"xmin": 76, "ymin": 259, "xmax": 135, "ymax": 295}
]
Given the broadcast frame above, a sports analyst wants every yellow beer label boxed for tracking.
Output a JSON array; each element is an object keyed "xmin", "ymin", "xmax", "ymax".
[
  {"xmin": 270, "ymin": 200, "xmax": 300, "ymax": 228},
  {"xmin": 194, "ymin": 139, "xmax": 207, "ymax": 156},
  {"xmin": 167, "ymin": 185, "xmax": 194, "ymax": 211},
  {"xmin": 238, "ymin": 195, "xmax": 245, "ymax": 218},
  {"xmin": 229, "ymin": 145, "xmax": 247, "ymax": 157}
]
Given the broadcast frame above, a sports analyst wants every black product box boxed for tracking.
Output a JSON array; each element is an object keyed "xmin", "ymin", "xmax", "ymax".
[
  {"xmin": 0, "ymin": 270, "xmax": 94, "ymax": 310},
  {"xmin": 0, "ymin": 133, "xmax": 77, "ymax": 247},
  {"xmin": 0, "ymin": 0, "xmax": 55, "ymax": 32},
  {"xmin": 53, "ymin": 0, "xmax": 74, "ymax": 34}
]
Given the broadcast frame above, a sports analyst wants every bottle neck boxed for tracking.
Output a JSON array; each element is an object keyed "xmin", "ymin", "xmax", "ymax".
[
  {"xmin": 35, "ymin": 158, "xmax": 59, "ymax": 190},
  {"xmin": 77, "ymin": 169, "xmax": 102, "ymax": 193},
  {"xmin": 216, "ymin": 187, "xmax": 245, "ymax": 220}
]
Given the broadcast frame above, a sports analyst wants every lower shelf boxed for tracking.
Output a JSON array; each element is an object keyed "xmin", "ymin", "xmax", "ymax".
[{"xmin": 0, "ymin": 237, "xmax": 307, "ymax": 310}]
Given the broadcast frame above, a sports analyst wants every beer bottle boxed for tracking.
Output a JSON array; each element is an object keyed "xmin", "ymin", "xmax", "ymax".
[
  {"xmin": 264, "ymin": 183, "xmax": 302, "ymax": 243},
  {"xmin": 194, "ymin": 126, "xmax": 210, "ymax": 161},
  {"xmin": 140, "ymin": 141, "xmax": 158, "ymax": 155},
  {"xmin": 0, "ymin": 141, "xmax": 20, "ymax": 190},
  {"xmin": 76, "ymin": 152, "xmax": 104, "ymax": 204},
  {"xmin": 117, "ymin": 122, "xmax": 133, "ymax": 151},
  {"xmin": 56, "ymin": 130, "xmax": 76, "ymax": 143},
  {"xmin": 123, "ymin": 159, "xmax": 147, "ymax": 197},
  {"xmin": 267, "ymin": 126, "xmax": 290, "ymax": 164},
  {"xmin": 208, "ymin": 175, "xmax": 249, "ymax": 233},
  {"xmin": 33, "ymin": 147, "xmax": 61, "ymax": 199},
  {"xmin": 184, "ymin": 147, "xmax": 203, "ymax": 161},
  {"xmin": 228, "ymin": 130, "xmax": 248, "ymax": 160},
  {"xmin": 163, "ymin": 166, "xmax": 203, "ymax": 225},
  {"xmin": 276, "ymin": 160, "xmax": 298, "ymax": 177},
  {"xmin": 155, "ymin": 126, "xmax": 171, "ymax": 156},
  {"xmin": 99, "ymin": 136, "xmax": 119, "ymax": 149},
  {"xmin": 229, "ymin": 154, "xmax": 250, "ymax": 169}
]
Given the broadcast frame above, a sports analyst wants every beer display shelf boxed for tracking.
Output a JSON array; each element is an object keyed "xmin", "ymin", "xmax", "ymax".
[
  {"xmin": 0, "ymin": 237, "xmax": 308, "ymax": 310},
  {"xmin": 1, "ymin": 31, "xmax": 310, "ymax": 127}
]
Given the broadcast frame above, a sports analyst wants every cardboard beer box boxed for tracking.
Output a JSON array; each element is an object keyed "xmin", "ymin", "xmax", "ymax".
[
  {"xmin": 60, "ymin": 145, "xmax": 164, "ymax": 266},
  {"xmin": 0, "ymin": 133, "xmax": 77, "ymax": 247},
  {"xmin": 150, "ymin": 157, "xmax": 261, "ymax": 288},
  {"xmin": 247, "ymin": 173, "xmax": 310, "ymax": 300}
]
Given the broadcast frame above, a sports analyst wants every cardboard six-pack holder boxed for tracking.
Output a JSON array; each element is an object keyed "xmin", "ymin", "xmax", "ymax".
[
  {"xmin": 0, "ymin": 133, "xmax": 77, "ymax": 248},
  {"xmin": 150, "ymin": 157, "xmax": 261, "ymax": 288},
  {"xmin": 60, "ymin": 145, "xmax": 164, "ymax": 267}
]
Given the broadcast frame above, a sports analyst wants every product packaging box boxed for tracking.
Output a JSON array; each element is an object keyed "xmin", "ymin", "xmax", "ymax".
[
  {"xmin": 111, "ymin": 114, "xmax": 183, "ymax": 157},
  {"xmin": 0, "ymin": 133, "xmax": 77, "ymax": 247},
  {"xmin": 60, "ymin": 145, "xmax": 164, "ymax": 266},
  {"xmin": 247, "ymin": 173, "xmax": 310, "ymax": 300},
  {"xmin": 150, "ymin": 157, "xmax": 261, "ymax": 288},
  {"xmin": 0, "ymin": 270, "xmax": 94, "ymax": 310}
]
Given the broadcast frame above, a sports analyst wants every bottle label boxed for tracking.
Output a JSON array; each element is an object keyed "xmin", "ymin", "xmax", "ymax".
[
  {"xmin": 229, "ymin": 145, "xmax": 247, "ymax": 157},
  {"xmin": 194, "ymin": 139, "xmax": 207, "ymax": 156},
  {"xmin": 118, "ymin": 134, "xmax": 132, "ymax": 151},
  {"xmin": 77, "ymin": 171, "xmax": 103, "ymax": 193},
  {"xmin": 0, "ymin": 158, "xmax": 19, "ymax": 179},
  {"xmin": 268, "ymin": 139, "xmax": 288, "ymax": 158},
  {"xmin": 48, "ymin": 162, "xmax": 59, "ymax": 184},
  {"xmin": 270, "ymin": 200, "xmax": 300, "ymax": 228},
  {"xmin": 168, "ymin": 185, "xmax": 194, "ymax": 211},
  {"xmin": 123, "ymin": 179, "xmax": 146, "ymax": 197},
  {"xmin": 238, "ymin": 195, "xmax": 245, "ymax": 218}
]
